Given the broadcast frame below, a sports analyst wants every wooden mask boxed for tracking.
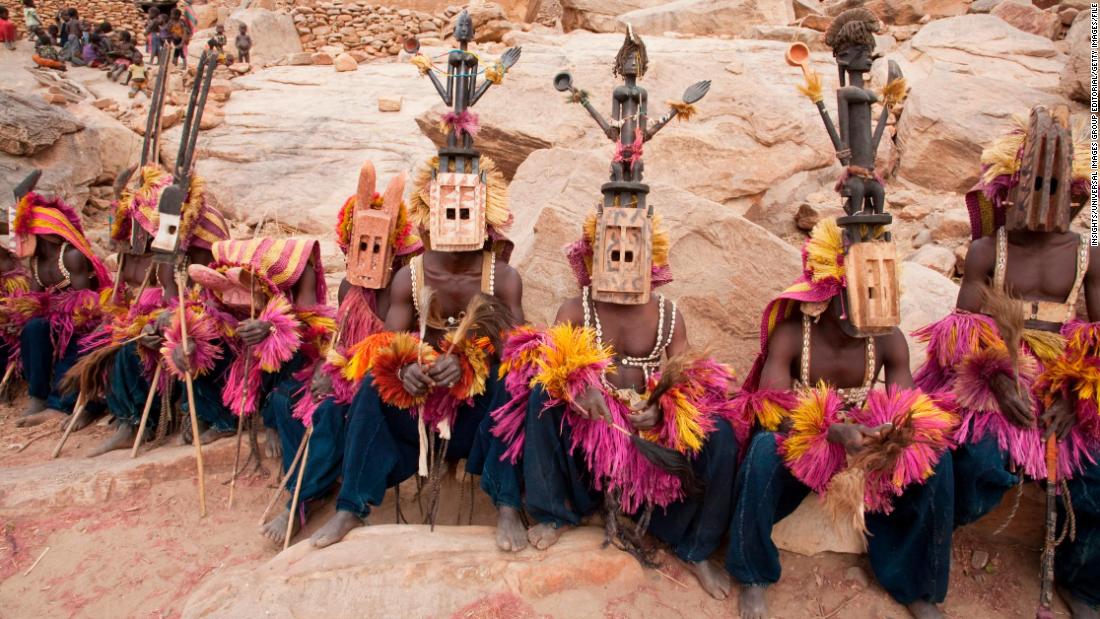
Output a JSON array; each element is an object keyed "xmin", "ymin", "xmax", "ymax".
[
  {"xmin": 1006, "ymin": 105, "xmax": 1073, "ymax": 234},
  {"xmin": 429, "ymin": 171, "xmax": 486, "ymax": 252},
  {"xmin": 844, "ymin": 240, "xmax": 899, "ymax": 336},
  {"xmin": 150, "ymin": 184, "xmax": 185, "ymax": 257},
  {"xmin": 347, "ymin": 162, "xmax": 406, "ymax": 290},
  {"xmin": 591, "ymin": 206, "xmax": 652, "ymax": 305}
]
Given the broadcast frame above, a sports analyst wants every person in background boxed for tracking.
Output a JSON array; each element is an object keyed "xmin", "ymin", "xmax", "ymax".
[
  {"xmin": 0, "ymin": 8, "xmax": 17, "ymax": 51},
  {"xmin": 234, "ymin": 23, "xmax": 251, "ymax": 64},
  {"xmin": 127, "ymin": 51, "xmax": 146, "ymax": 98},
  {"xmin": 22, "ymin": 0, "xmax": 40, "ymax": 41}
]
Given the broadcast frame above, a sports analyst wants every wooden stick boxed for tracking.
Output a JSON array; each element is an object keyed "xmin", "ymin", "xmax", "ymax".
[
  {"xmin": 51, "ymin": 393, "xmax": 87, "ymax": 459},
  {"xmin": 23, "ymin": 546, "xmax": 49, "ymax": 577},
  {"xmin": 131, "ymin": 362, "xmax": 164, "ymax": 458},
  {"xmin": 257, "ymin": 428, "xmax": 309, "ymax": 526},
  {"xmin": 284, "ymin": 427, "xmax": 313, "ymax": 551},
  {"xmin": 1037, "ymin": 434, "xmax": 1059, "ymax": 615},
  {"xmin": 0, "ymin": 364, "xmax": 15, "ymax": 400},
  {"xmin": 176, "ymin": 270, "xmax": 207, "ymax": 518}
]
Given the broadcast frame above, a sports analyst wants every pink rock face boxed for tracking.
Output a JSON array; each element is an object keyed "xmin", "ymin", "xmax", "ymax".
[{"xmin": 991, "ymin": 0, "xmax": 1059, "ymax": 38}]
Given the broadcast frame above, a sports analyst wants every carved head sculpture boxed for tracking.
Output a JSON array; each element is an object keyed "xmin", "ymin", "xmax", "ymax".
[
  {"xmin": 453, "ymin": 10, "xmax": 474, "ymax": 44},
  {"xmin": 429, "ymin": 171, "xmax": 487, "ymax": 252},
  {"xmin": 591, "ymin": 206, "xmax": 653, "ymax": 305},
  {"xmin": 825, "ymin": 8, "xmax": 880, "ymax": 74},
  {"xmin": 842, "ymin": 238, "xmax": 900, "ymax": 337},
  {"xmin": 1005, "ymin": 105, "xmax": 1073, "ymax": 234},
  {"xmin": 347, "ymin": 163, "xmax": 406, "ymax": 289},
  {"xmin": 613, "ymin": 24, "xmax": 648, "ymax": 79}
]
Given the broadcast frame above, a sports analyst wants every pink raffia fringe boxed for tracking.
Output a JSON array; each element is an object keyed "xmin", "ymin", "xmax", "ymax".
[
  {"xmin": 442, "ymin": 110, "xmax": 480, "ymax": 139},
  {"xmin": 490, "ymin": 326, "xmax": 547, "ymax": 464},
  {"xmin": 777, "ymin": 386, "xmax": 847, "ymax": 494},
  {"xmin": 161, "ymin": 302, "xmax": 223, "ymax": 380},
  {"xmin": 848, "ymin": 386, "xmax": 957, "ymax": 514}
]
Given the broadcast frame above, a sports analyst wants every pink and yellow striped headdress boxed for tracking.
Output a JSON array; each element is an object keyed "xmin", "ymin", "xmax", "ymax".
[
  {"xmin": 210, "ymin": 237, "xmax": 327, "ymax": 305},
  {"xmin": 111, "ymin": 166, "xmax": 230, "ymax": 250},
  {"xmin": 13, "ymin": 193, "xmax": 113, "ymax": 287},
  {"xmin": 742, "ymin": 218, "xmax": 846, "ymax": 390}
]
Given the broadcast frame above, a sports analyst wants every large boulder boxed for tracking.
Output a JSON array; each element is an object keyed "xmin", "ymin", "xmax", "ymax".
[
  {"xmin": 1061, "ymin": 12, "xmax": 1090, "ymax": 103},
  {"xmin": 432, "ymin": 32, "xmax": 836, "ymax": 210},
  {"xmin": 226, "ymin": 8, "xmax": 304, "ymax": 65},
  {"xmin": 179, "ymin": 64, "xmax": 437, "ymax": 232},
  {"xmin": 618, "ymin": 0, "xmax": 796, "ymax": 37},
  {"xmin": 0, "ymin": 90, "xmax": 83, "ymax": 156},
  {"xmin": 990, "ymin": 0, "xmax": 1060, "ymax": 37},
  {"xmin": 181, "ymin": 526, "xmax": 734, "ymax": 618},
  {"xmin": 896, "ymin": 70, "xmax": 1063, "ymax": 193},
  {"xmin": 559, "ymin": 0, "xmax": 667, "ymax": 32},
  {"xmin": 901, "ymin": 14, "xmax": 1065, "ymax": 92},
  {"xmin": 509, "ymin": 148, "xmax": 801, "ymax": 369}
]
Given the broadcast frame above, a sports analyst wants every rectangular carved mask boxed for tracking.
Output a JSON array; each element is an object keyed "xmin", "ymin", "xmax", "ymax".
[
  {"xmin": 150, "ymin": 184, "xmax": 185, "ymax": 257},
  {"xmin": 844, "ymin": 240, "xmax": 899, "ymax": 336},
  {"xmin": 591, "ymin": 206, "xmax": 652, "ymax": 305},
  {"xmin": 429, "ymin": 172, "xmax": 486, "ymax": 252},
  {"xmin": 1006, "ymin": 106, "xmax": 1073, "ymax": 233},
  {"xmin": 347, "ymin": 209, "xmax": 395, "ymax": 289}
]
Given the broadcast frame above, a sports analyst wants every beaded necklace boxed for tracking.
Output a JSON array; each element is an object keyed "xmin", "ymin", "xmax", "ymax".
[
  {"xmin": 32, "ymin": 241, "xmax": 72, "ymax": 292},
  {"xmin": 795, "ymin": 314, "xmax": 876, "ymax": 407},
  {"xmin": 582, "ymin": 285, "xmax": 675, "ymax": 385}
]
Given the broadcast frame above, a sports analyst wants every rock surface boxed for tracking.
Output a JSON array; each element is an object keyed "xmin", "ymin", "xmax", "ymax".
[
  {"xmin": 227, "ymin": 8, "xmax": 304, "ymax": 65},
  {"xmin": 990, "ymin": 0, "xmax": 1060, "ymax": 37},
  {"xmin": 560, "ymin": 0, "xmax": 667, "ymax": 32},
  {"xmin": 1061, "ymin": 12, "xmax": 1090, "ymax": 103},
  {"xmin": 0, "ymin": 91, "xmax": 83, "ymax": 156},
  {"xmin": 618, "ymin": 0, "xmax": 796, "ymax": 37}
]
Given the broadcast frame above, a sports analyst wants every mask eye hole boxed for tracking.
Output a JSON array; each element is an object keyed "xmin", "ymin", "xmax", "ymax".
[{"xmin": 611, "ymin": 250, "xmax": 621, "ymax": 262}]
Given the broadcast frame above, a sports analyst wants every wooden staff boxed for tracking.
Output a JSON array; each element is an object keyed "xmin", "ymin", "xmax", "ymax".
[
  {"xmin": 176, "ymin": 269, "xmax": 207, "ymax": 517},
  {"xmin": 257, "ymin": 428, "xmax": 310, "ymax": 526},
  {"xmin": 0, "ymin": 364, "xmax": 15, "ymax": 400},
  {"xmin": 51, "ymin": 393, "xmax": 87, "ymax": 459},
  {"xmin": 228, "ymin": 278, "xmax": 258, "ymax": 509},
  {"xmin": 284, "ymin": 426, "xmax": 313, "ymax": 550},
  {"xmin": 1036, "ymin": 435, "xmax": 1059, "ymax": 619},
  {"xmin": 130, "ymin": 362, "xmax": 164, "ymax": 457}
]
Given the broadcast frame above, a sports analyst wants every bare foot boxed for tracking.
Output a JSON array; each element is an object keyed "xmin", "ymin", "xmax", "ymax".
[
  {"xmin": 495, "ymin": 506, "xmax": 527, "ymax": 552},
  {"xmin": 906, "ymin": 601, "xmax": 943, "ymax": 619},
  {"xmin": 310, "ymin": 510, "xmax": 364, "ymax": 548},
  {"xmin": 21, "ymin": 396, "xmax": 46, "ymax": 417},
  {"xmin": 686, "ymin": 559, "xmax": 732, "ymax": 600},
  {"xmin": 199, "ymin": 427, "xmax": 234, "ymax": 445},
  {"xmin": 527, "ymin": 522, "xmax": 568, "ymax": 551},
  {"xmin": 15, "ymin": 408, "xmax": 65, "ymax": 428},
  {"xmin": 264, "ymin": 427, "xmax": 281, "ymax": 459},
  {"xmin": 260, "ymin": 507, "xmax": 299, "ymax": 545},
  {"xmin": 1059, "ymin": 585, "xmax": 1100, "ymax": 619},
  {"xmin": 88, "ymin": 424, "xmax": 137, "ymax": 457},
  {"xmin": 738, "ymin": 584, "xmax": 767, "ymax": 619}
]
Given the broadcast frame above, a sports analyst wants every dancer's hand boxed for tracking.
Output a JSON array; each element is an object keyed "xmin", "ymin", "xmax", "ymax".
[
  {"xmin": 427, "ymin": 355, "xmax": 461, "ymax": 389},
  {"xmin": 238, "ymin": 319, "xmax": 273, "ymax": 346},
  {"xmin": 573, "ymin": 385, "xmax": 611, "ymax": 422},
  {"xmin": 400, "ymin": 363, "xmax": 430, "ymax": 397},
  {"xmin": 138, "ymin": 322, "xmax": 162, "ymax": 350},
  {"xmin": 310, "ymin": 364, "xmax": 333, "ymax": 401},
  {"xmin": 827, "ymin": 422, "xmax": 892, "ymax": 455},
  {"xmin": 172, "ymin": 341, "xmax": 195, "ymax": 374},
  {"xmin": 1041, "ymin": 397, "xmax": 1075, "ymax": 440},
  {"xmin": 627, "ymin": 401, "xmax": 659, "ymax": 431},
  {"xmin": 990, "ymin": 373, "xmax": 1035, "ymax": 428}
]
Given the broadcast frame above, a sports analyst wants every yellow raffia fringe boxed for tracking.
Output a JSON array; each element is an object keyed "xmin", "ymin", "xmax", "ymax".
[
  {"xmin": 409, "ymin": 156, "xmax": 510, "ymax": 242},
  {"xmin": 797, "ymin": 70, "xmax": 823, "ymax": 104},
  {"xmin": 756, "ymin": 398, "xmax": 791, "ymax": 432},
  {"xmin": 641, "ymin": 386, "xmax": 706, "ymax": 454},
  {"xmin": 780, "ymin": 383, "xmax": 833, "ymax": 465},
  {"xmin": 485, "ymin": 62, "xmax": 504, "ymax": 85},
  {"xmin": 533, "ymin": 324, "xmax": 614, "ymax": 403},
  {"xmin": 668, "ymin": 101, "xmax": 697, "ymax": 122},
  {"xmin": 880, "ymin": 77, "xmax": 908, "ymax": 108},
  {"xmin": 805, "ymin": 219, "xmax": 845, "ymax": 283},
  {"xmin": 411, "ymin": 54, "xmax": 433, "ymax": 75},
  {"xmin": 1023, "ymin": 329, "xmax": 1066, "ymax": 365}
]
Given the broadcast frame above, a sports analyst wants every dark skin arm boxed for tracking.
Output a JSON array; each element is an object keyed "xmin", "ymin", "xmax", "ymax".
[
  {"xmin": 956, "ymin": 237, "xmax": 1034, "ymax": 428},
  {"xmin": 1043, "ymin": 245, "xmax": 1100, "ymax": 439},
  {"xmin": 63, "ymin": 245, "xmax": 95, "ymax": 291}
]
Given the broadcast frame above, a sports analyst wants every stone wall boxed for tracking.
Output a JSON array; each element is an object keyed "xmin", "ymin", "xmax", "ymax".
[
  {"xmin": 0, "ymin": 0, "xmax": 149, "ymax": 42},
  {"xmin": 289, "ymin": 1, "xmax": 447, "ymax": 55}
]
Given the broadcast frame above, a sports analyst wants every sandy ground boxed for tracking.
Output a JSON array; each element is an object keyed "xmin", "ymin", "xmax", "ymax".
[{"xmin": 0, "ymin": 389, "xmax": 1073, "ymax": 619}]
